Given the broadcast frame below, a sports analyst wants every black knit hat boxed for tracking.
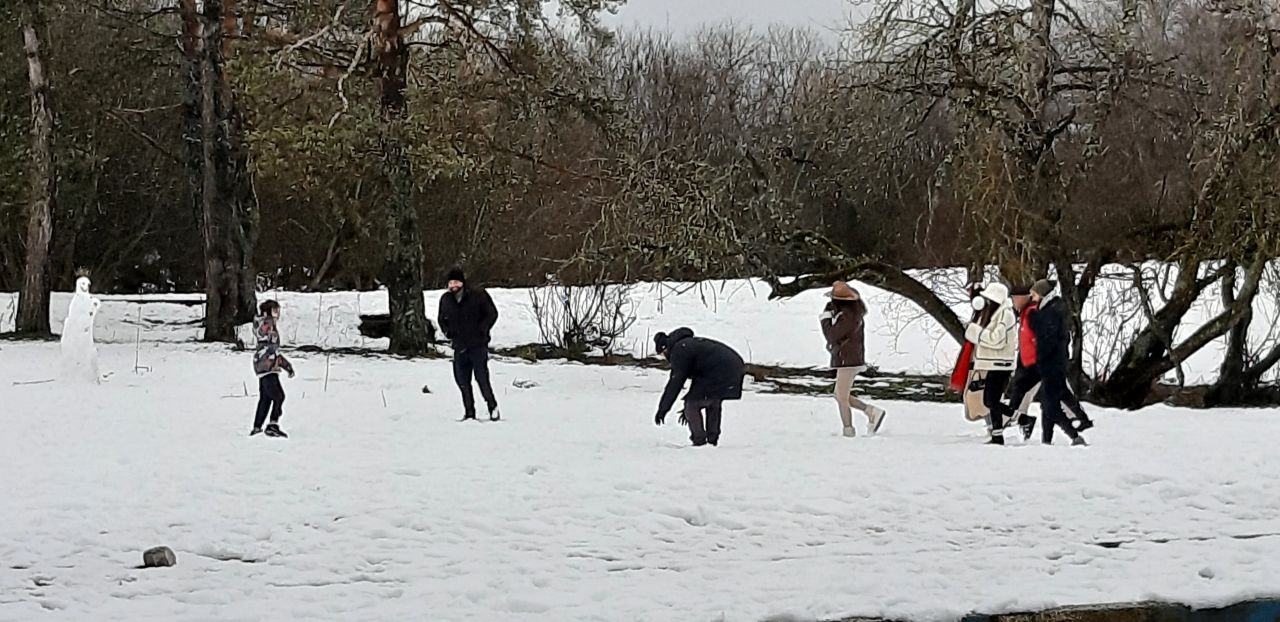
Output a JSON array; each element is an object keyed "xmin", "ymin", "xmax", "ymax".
[
  {"xmin": 653, "ymin": 332, "xmax": 670, "ymax": 355},
  {"xmin": 446, "ymin": 267, "xmax": 466, "ymax": 283}
]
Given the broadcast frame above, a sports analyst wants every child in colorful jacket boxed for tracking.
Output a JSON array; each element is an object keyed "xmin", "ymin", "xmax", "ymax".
[{"xmin": 252, "ymin": 300, "xmax": 294, "ymax": 438}]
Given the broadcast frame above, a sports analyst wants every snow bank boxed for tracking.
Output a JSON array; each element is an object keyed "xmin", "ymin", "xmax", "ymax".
[{"xmin": 2, "ymin": 262, "xmax": 1277, "ymax": 383}]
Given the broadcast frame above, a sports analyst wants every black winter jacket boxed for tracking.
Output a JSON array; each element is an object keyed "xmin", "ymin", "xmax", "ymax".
[
  {"xmin": 656, "ymin": 328, "xmax": 746, "ymax": 417},
  {"xmin": 1029, "ymin": 294, "xmax": 1070, "ymax": 373},
  {"xmin": 438, "ymin": 286, "xmax": 499, "ymax": 350}
]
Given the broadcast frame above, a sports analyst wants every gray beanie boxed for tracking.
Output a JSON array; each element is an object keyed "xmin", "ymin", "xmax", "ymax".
[{"xmin": 1032, "ymin": 279, "xmax": 1057, "ymax": 297}]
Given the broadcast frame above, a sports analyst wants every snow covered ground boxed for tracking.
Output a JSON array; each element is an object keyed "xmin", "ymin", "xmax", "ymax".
[{"xmin": 3, "ymin": 341, "xmax": 1280, "ymax": 622}]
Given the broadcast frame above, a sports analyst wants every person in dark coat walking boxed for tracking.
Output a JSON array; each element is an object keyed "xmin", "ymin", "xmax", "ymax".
[
  {"xmin": 653, "ymin": 328, "xmax": 745, "ymax": 446},
  {"xmin": 1005, "ymin": 288, "xmax": 1094, "ymax": 441},
  {"xmin": 438, "ymin": 267, "xmax": 501, "ymax": 421},
  {"xmin": 1023, "ymin": 279, "xmax": 1086, "ymax": 446}
]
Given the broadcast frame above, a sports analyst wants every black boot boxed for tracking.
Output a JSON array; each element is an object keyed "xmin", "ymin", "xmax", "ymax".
[
  {"xmin": 1018, "ymin": 415, "xmax": 1036, "ymax": 441},
  {"xmin": 250, "ymin": 427, "xmax": 263, "ymax": 437},
  {"xmin": 1075, "ymin": 417, "xmax": 1095, "ymax": 433},
  {"xmin": 1071, "ymin": 436, "xmax": 1088, "ymax": 447},
  {"xmin": 264, "ymin": 423, "xmax": 288, "ymax": 438},
  {"xmin": 985, "ymin": 435, "xmax": 1005, "ymax": 446}
]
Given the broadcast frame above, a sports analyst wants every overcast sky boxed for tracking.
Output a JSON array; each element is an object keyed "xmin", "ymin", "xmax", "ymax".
[
  {"xmin": 603, "ymin": 0, "xmax": 858, "ymax": 34},
  {"xmin": 536, "ymin": 0, "xmax": 865, "ymax": 40}
]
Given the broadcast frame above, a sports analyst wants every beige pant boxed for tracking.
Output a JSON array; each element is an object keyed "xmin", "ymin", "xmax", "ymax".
[{"xmin": 834, "ymin": 367, "xmax": 873, "ymax": 428}]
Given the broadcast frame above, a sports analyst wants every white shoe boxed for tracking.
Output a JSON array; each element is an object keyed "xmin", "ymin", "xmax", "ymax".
[
  {"xmin": 866, "ymin": 407, "xmax": 886, "ymax": 434},
  {"xmin": 842, "ymin": 426, "xmax": 856, "ymax": 438}
]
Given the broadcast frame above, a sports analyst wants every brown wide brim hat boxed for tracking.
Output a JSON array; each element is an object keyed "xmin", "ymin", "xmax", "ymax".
[{"xmin": 826, "ymin": 280, "xmax": 860, "ymax": 301}]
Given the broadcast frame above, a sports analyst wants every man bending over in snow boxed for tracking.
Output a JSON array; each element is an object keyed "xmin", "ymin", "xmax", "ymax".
[
  {"xmin": 653, "ymin": 328, "xmax": 746, "ymax": 447},
  {"xmin": 252, "ymin": 300, "xmax": 294, "ymax": 438}
]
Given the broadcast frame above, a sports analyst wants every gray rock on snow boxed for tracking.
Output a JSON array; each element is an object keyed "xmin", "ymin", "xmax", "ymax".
[{"xmin": 142, "ymin": 546, "xmax": 177, "ymax": 568}]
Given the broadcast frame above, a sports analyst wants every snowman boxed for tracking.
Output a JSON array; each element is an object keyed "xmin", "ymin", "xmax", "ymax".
[{"xmin": 60, "ymin": 275, "xmax": 102, "ymax": 383}]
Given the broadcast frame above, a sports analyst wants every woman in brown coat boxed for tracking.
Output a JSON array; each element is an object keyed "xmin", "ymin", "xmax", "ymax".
[{"xmin": 820, "ymin": 281, "xmax": 887, "ymax": 437}]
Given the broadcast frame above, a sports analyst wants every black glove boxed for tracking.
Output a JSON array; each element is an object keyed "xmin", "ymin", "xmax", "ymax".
[
  {"xmin": 287, "ymin": 369, "xmax": 296, "ymax": 378},
  {"xmin": 655, "ymin": 412, "xmax": 666, "ymax": 426},
  {"xmin": 678, "ymin": 413, "xmax": 688, "ymax": 426}
]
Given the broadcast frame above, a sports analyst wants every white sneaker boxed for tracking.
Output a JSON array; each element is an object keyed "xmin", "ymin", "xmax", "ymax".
[
  {"xmin": 866, "ymin": 407, "xmax": 886, "ymax": 434},
  {"xmin": 842, "ymin": 426, "xmax": 856, "ymax": 438}
]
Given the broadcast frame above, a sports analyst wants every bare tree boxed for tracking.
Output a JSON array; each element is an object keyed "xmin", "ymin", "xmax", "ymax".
[
  {"xmin": 763, "ymin": 0, "xmax": 1133, "ymax": 358},
  {"xmin": 15, "ymin": 0, "xmax": 55, "ymax": 335},
  {"xmin": 371, "ymin": 0, "xmax": 433, "ymax": 355},
  {"xmin": 1090, "ymin": 0, "xmax": 1280, "ymax": 406},
  {"xmin": 180, "ymin": 0, "xmax": 258, "ymax": 342}
]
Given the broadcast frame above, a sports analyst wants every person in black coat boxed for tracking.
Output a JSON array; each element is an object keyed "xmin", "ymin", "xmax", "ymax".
[
  {"xmin": 438, "ymin": 267, "xmax": 501, "ymax": 421},
  {"xmin": 1028, "ymin": 279, "xmax": 1086, "ymax": 446},
  {"xmin": 653, "ymin": 327, "xmax": 746, "ymax": 446}
]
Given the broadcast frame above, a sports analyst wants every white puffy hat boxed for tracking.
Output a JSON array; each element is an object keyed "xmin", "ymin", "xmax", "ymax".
[{"xmin": 978, "ymin": 282, "xmax": 1009, "ymax": 305}]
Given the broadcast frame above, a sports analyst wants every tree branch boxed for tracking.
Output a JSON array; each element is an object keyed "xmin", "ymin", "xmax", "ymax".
[
  {"xmin": 765, "ymin": 232, "xmax": 965, "ymax": 344},
  {"xmin": 1166, "ymin": 256, "xmax": 1267, "ymax": 366}
]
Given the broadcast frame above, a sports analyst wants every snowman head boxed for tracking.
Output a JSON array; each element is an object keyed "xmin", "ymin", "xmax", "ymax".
[{"xmin": 76, "ymin": 276, "xmax": 91, "ymax": 294}]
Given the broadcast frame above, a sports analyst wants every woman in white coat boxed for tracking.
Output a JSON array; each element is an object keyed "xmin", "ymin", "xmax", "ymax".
[{"xmin": 965, "ymin": 282, "xmax": 1018, "ymax": 445}]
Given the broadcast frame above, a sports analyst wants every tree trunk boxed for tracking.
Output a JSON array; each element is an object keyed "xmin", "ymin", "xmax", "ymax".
[
  {"xmin": 1205, "ymin": 265, "xmax": 1280, "ymax": 406},
  {"xmin": 374, "ymin": 0, "xmax": 432, "ymax": 356},
  {"xmin": 1060, "ymin": 253, "xmax": 1108, "ymax": 392},
  {"xmin": 58, "ymin": 130, "xmax": 96, "ymax": 288},
  {"xmin": 16, "ymin": 0, "xmax": 55, "ymax": 335},
  {"xmin": 1092, "ymin": 259, "xmax": 1202, "ymax": 407},
  {"xmin": 1095, "ymin": 257, "xmax": 1266, "ymax": 408},
  {"xmin": 182, "ymin": 0, "xmax": 258, "ymax": 343},
  {"xmin": 309, "ymin": 220, "xmax": 347, "ymax": 291},
  {"xmin": 222, "ymin": 0, "xmax": 238, "ymax": 57},
  {"xmin": 1209, "ymin": 267, "xmax": 1248, "ymax": 398}
]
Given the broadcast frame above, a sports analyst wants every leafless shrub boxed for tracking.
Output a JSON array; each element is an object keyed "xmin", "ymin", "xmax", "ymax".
[{"xmin": 529, "ymin": 280, "xmax": 637, "ymax": 355}]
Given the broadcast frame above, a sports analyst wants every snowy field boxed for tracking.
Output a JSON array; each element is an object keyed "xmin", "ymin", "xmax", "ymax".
[{"xmin": 4, "ymin": 341, "xmax": 1280, "ymax": 621}]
